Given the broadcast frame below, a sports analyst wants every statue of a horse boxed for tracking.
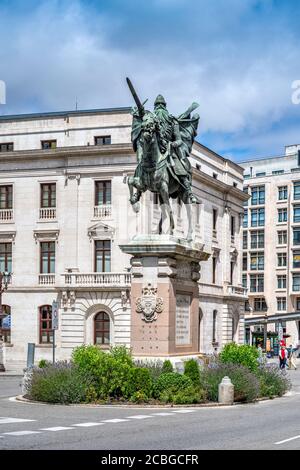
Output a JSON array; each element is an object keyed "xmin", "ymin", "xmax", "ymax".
[{"xmin": 127, "ymin": 112, "xmax": 194, "ymax": 241}]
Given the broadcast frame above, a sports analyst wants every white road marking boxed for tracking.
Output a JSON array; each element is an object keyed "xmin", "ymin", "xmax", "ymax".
[
  {"xmin": 172, "ymin": 409, "xmax": 197, "ymax": 414},
  {"xmin": 275, "ymin": 435, "xmax": 300, "ymax": 445},
  {"xmin": 103, "ymin": 419, "xmax": 129, "ymax": 423},
  {"xmin": 72, "ymin": 422, "xmax": 104, "ymax": 427},
  {"xmin": 40, "ymin": 427, "xmax": 74, "ymax": 432},
  {"xmin": 0, "ymin": 418, "xmax": 36, "ymax": 424},
  {"xmin": 127, "ymin": 415, "xmax": 154, "ymax": 420},
  {"xmin": 152, "ymin": 412, "xmax": 175, "ymax": 416},
  {"xmin": 4, "ymin": 431, "xmax": 41, "ymax": 436}
]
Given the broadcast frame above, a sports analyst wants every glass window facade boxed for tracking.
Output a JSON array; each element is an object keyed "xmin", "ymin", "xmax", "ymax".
[
  {"xmin": 250, "ymin": 274, "xmax": 264, "ymax": 292},
  {"xmin": 293, "ymin": 250, "xmax": 300, "ymax": 268},
  {"xmin": 243, "ymin": 209, "xmax": 248, "ymax": 228},
  {"xmin": 278, "ymin": 208, "xmax": 287, "ymax": 223},
  {"xmin": 254, "ymin": 298, "xmax": 267, "ymax": 311},
  {"xmin": 277, "ymin": 275, "xmax": 287, "ymax": 289},
  {"xmin": 294, "ymin": 205, "xmax": 300, "ymax": 223},
  {"xmin": 40, "ymin": 242, "xmax": 55, "ymax": 274},
  {"xmin": 294, "ymin": 182, "xmax": 300, "ymax": 200},
  {"xmin": 250, "ymin": 252, "xmax": 264, "ymax": 270},
  {"xmin": 294, "ymin": 228, "xmax": 300, "ymax": 245},
  {"xmin": 293, "ymin": 275, "xmax": 300, "ymax": 292},
  {"xmin": 277, "ymin": 297, "xmax": 287, "ymax": 311},
  {"xmin": 278, "ymin": 186, "xmax": 288, "ymax": 200},
  {"xmin": 277, "ymin": 253, "xmax": 287, "ymax": 267},
  {"xmin": 278, "ymin": 230, "xmax": 287, "ymax": 245},
  {"xmin": 251, "ymin": 208, "xmax": 265, "ymax": 227},
  {"xmin": 95, "ymin": 240, "xmax": 111, "ymax": 272},
  {"xmin": 251, "ymin": 186, "xmax": 265, "ymax": 205},
  {"xmin": 250, "ymin": 230, "xmax": 264, "ymax": 249}
]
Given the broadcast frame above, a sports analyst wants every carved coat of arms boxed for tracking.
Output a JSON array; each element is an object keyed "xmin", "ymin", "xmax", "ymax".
[{"xmin": 136, "ymin": 284, "xmax": 163, "ymax": 322}]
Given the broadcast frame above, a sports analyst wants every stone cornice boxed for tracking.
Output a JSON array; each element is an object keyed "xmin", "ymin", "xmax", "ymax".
[{"xmin": 192, "ymin": 169, "xmax": 249, "ymax": 202}]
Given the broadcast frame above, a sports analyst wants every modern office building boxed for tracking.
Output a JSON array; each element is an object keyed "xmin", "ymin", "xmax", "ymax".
[
  {"xmin": 0, "ymin": 107, "xmax": 247, "ymax": 369},
  {"xmin": 241, "ymin": 145, "xmax": 300, "ymax": 349}
]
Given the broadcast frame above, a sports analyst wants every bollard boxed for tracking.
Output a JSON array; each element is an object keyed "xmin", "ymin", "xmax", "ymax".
[{"xmin": 218, "ymin": 376, "xmax": 234, "ymax": 405}]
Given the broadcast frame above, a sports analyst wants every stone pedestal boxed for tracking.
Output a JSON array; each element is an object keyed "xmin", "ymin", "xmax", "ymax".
[{"xmin": 119, "ymin": 235, "xmax": 210, "ymax": 358}]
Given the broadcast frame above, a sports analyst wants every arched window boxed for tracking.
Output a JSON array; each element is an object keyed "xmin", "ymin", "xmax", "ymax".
[
  {"xmin": 0, "ymin": 305, "xmax": 11, "ymax": 343},
  {"xmin": 39, "ymin": 305, "xmax": 53, "ymax": 344},
  {"xmin": 94, "ymin": 312, "xmax": 110, "ymax": 346}
]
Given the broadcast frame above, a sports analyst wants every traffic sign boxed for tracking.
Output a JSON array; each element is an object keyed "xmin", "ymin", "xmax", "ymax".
[{"xmin": 52, "ymin": 301, "xmax": 59, "ymax": 330}]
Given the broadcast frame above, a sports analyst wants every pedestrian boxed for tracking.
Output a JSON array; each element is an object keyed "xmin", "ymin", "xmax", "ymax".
[
  {"xmin": 257, "ymin": 343, "xmax": 263, "ymax": 364},
  {"xmin": 288, "ymin": 344, "xmax": 297, "ymax": 370},
  {"xmin": 279, "ymin": 345, "xmax": 288, "ymax": 370}
]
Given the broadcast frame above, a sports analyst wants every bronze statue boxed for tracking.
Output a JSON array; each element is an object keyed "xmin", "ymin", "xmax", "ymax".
[{"xmin": 126, "ymin": 78, "xmax": 200, "ymax": 241}]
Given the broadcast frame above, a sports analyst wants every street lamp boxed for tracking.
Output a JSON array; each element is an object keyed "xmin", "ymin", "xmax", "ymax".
[{"xmin": 0, "ymin": 271, "xmax": 12, "ymax": 372}]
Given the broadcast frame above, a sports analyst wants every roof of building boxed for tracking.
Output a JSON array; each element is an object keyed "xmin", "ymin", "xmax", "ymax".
[{"xmin": 0, "ymin": 107, "xmax": 132, "ymax": 122}]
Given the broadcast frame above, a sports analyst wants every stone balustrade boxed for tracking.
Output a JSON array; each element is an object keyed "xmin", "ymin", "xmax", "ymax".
[
  {"xmin": 0, "ymin": 209, "xmax": 13, "ymax": 222},
  {"xmin": 94, "ymin": 204, "xmax": 112, "ymax": 219},
  {"xmin": 39, "ymin": 207, "xmax": 56, "ymax": 220},
  {"xmin": 38, "ymin": 274, "xmax": 56, "ymax": 285},
  {"xmin": 225, "ymin": 284, "xmax": 248, "ymax": 297},
  {"xmin": 62, "ymin": 272, "xmax": 131, "ymax": 287}
]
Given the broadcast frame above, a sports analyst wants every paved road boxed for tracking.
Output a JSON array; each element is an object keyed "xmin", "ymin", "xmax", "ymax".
[{"xmin": 0, "ymin": 369, "xmax": 300, "ymax": 450}]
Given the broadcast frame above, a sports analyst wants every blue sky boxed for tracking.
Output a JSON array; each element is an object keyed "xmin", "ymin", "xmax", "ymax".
[{"xmin": 1, "ymin": 0, "xmax": 300, "ymax": 162}]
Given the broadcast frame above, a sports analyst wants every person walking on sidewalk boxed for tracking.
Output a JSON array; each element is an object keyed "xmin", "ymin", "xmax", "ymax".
[
  {"xmin": 288, "ymin": 344, "xmax": 297, "ymax": 370},
  {"xmin": 279, "ymin": 345, "xmax": 288, "ymax": 370}
]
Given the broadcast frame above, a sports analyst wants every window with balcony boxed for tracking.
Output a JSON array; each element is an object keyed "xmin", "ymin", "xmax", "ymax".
[
  {"xmin": 277, "ymin": 253, "xmax": 287, "ymax": 267},
  {"xmin": 278, "ymin": 208, "xmax": 287, "ymax": 223},
  {"xmin": 294, "ymin": 205, "xmax": 300, "ymax": 223},
  {"xmin": 95, "ymin": 240, "xmax": 111, "ymax": 272},
  {"xmin": 278, "ymin": 186, "xmax": 288, "ymax": 200},
  {"xmin": 294, "ymin": 228, "xmax": 300, "ymax": 245},
  {"xmin": 243, "ymin": 209, "xmax": 248, "ymax": 228},
  {"xmin": 278, "ymin": 230, "xmax": 287, "ymax": 245},
  {"xmin": 94, "ymin": 136, "xmax": 111, "ymax": 146},
  {"xmin": 94, "ymin": 181, "xmax": 112, "ymax": 218},
  {"xmin": 250, "ymin": 230, "xmax": 264, "ymax": 249},
  {"xmin": 250, "ymin": 274, "xmax": 264, "ymax": 292},
  {"xmin": 254, "ymin": 298, "xmax": 267, "ymax": 312},
  {"xmin": 94, "ymin": 312, "xmax": 110, "ymax": 346},
  {"xmin": 293, "ymin": 275, "xmax": 300, "ymax": 292},
  {"xmin": 251, "ymin": 186, "xmax": 265, "ymax": 205},
  {"xmin": 250, "ymin": 252, "xmax": 264, "ymax": 271},
  {"xmin": 277, "ymin": 297, "xmax": 286, "ymax": 311},
  {"xmin": 293, "ymin": 250, "xmax": 300, "ymax": 268},
  {"xmin": 294, "ymin": 182, "xmax": 300, "ymax": 200},
  {"xmin": 40, "ymin": 242, "xmax": 55, "ymax": 274},
  {"xmin": 243, "ymin": 232, "xmax": 248, "ymax": 250},
  {"xmin": 39, "ymin": 305, "xmax": 53, "ymax": 344},
  {"xmin": 277, "ymin": 275, "xmax": 287, "ymax": 289},
  {"xmin": 40, "ymin": 183, "xmax": 56, "ymax": 219},
  {"xmin": 243, "ymin": 254, "xmax": 247, "ymax": 271},
  {"xmin": 0, "ymin": 243, "xmax": 12, "ymax": 273},
  {"xmin": 0, "ymin": 143, "xmax": 13, "ymax": 152},
  {"xmin": 251, "ymin": 208, "xmax": 265, "ymax": 227},
  {"xmin": 41, "ymin": 140, "xmax": 57, "ymax": 150},
  {"xmin": 0, "ymin": 185, "xmax": 13, "ymax": 210}
]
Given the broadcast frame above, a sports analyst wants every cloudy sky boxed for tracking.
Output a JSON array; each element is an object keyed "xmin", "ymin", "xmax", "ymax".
[{"xmin": 1, "ymin": 0, "xmax": 300, "ymax": 161}]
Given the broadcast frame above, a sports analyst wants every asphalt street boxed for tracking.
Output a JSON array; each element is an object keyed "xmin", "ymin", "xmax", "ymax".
[{"xmin": 0, "ymin": 369, "xmax": 300, "ymax": 450}]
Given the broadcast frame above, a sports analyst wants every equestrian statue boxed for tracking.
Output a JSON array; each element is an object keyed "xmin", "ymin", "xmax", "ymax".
[{"xmin": 126, "ymin": 78, "xmax": 200, "ymax": 242}]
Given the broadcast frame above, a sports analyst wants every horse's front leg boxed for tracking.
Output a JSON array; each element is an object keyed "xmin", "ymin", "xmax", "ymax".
[
  {"xmin": 159, "ymin": 182, "xmax": 174, "ymax": 235},
  {"xmin": 182, "ymin": 192, "xmax": 193, "ymax": 242},
  {"xmin": 128, "ymin": 176, "xmax": 143, "ymax": 205}
]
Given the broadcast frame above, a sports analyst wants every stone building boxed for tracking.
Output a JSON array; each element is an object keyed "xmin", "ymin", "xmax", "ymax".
[
  {"xmin": 0, "ymin": 107, "xmax": 247, "ymax": 368},
  {"xmin": 240, "ymin": 145, "xmax": 300, "ymax": 349}
]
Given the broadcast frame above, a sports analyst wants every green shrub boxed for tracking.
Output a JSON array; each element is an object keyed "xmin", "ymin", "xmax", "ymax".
[
  {"xmin": 127, "ymin": 367, "xmax": 153, "ymax": 400},
  {"xmin": 255, "ymin": 364, "xmax": 292, "ymax": 398},
  {"xmin": 184, "ymin": 359, "xmax": 200, "ymax": 385},
  {"xmin": 172, "ymin": 386, "xmax": 206, "ymax": 405},
  {"xmin": 162, "ymin": 360, "xmax": 174, "ymax": 374},
  {"xmin": 219, "ymin": 343, "xmax": 259, "ymax": 372},
  {"xmin": 38, "ymin": 359, "xmax": 50, "ymax": 368},
  {"xmin": 135, "ymin": 359, "xmax": 164, "ymax": 380},
  {"xmin": 25, "ymin": 362, "xmax": 92, "ymax": 404},
  {"xmin": 153, "ymin": 372, "xmax": 193, "ymax": 400},
  {"xmin": 201, "ymin": 363, "xmax": 260, "ymax": 402}
]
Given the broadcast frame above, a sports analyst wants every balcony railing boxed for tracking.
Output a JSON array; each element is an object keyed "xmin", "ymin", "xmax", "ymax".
[
  {"xmin": 0, "ymin": 209, "xmax": 13, "ymax": 222},
  {"xmin": 62, "ymin": 272, "xmax": 131, "ymax": 288},
  {"xmin": 39, "ymin": 274, "xmax": 56, "ymax": 285},
  {"xmin": 94, "ymin": 205, "xmax": 112, "ymax": 219},
  {"xmin": 39, "ymin": 208, "xmax": 56, "ymax": 220},
  {"xmin": 224, "ymin": 285, "xmax": 248, "ymax": 297}
]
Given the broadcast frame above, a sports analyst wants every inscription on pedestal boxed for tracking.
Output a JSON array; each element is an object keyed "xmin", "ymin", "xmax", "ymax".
[{"xmin": 175, "ymin": 294, "xmax": 191, "ymax": 345}]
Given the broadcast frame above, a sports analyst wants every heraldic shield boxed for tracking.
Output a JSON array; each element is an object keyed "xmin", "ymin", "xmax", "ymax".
[{"xmin": 136, "ymin": 283, "xmax": 163, "ymax": 322}]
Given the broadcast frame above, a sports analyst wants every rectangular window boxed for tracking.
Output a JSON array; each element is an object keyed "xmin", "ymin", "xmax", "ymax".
[
  {"xmin": 294, "ymin": 228, "xmax": 300, "ymax": 245},
  {"xmin": 254, "ymin": 298, "xmax": 267, "ymax": 311},
  {"xmin": 293, "ymin": 275, "xmax": 300, "ymax": 292},
  {"xmin": 278, "ymin": 230, "xmax": 287, "ymax": 245},
  {"xmin": 243, "ymin": 232, "xmax": 248, "ymax": 250},
  {"xmin": 272, "ymin": 170, "xmax": 284, "ymax": 175},
  {"xmin": 277, "ymin": 253, "xmax": 287, "ymax": 267},
  {"xmin": 212, "ymin": 257, "xmax": 216, "ymax": 284},
  {"xmin": 251, "ymin": 186, "xmax": 265, "ymax": 205},
  {"xmin": 41, "ymin": 183, "xmax": 56, "ymax": 208},
  {"xmin": 244, "ymin": 174, "xmax": 250, "ymax": 180},
  {"xmin": 39, "ymin": 305, "xmax": 53, "ymax": 344},
  {"xmin": 294, "ymin": 205, "xmax": 300, "ymax": 223},
  {"xmin": 250, "ymin": 230, "xmax": 264, "ymax": 249},
  {"xmin": 0, "ymin": 143, "xmax": 13, "ymax": 152},
  {"xmin": 250, "ymin": 274, "xmax": 264, "ymax": 292},
  {"xmin": 296, "ymin": 297, "xmax": 300, "ymax": 310},
  {"xmin": 0, "ymin": 243, "xmax": 12, "ymax": 272},
  {"xmin": 41, "ymin": 140, "xmax": 57, "ymax": 150},
  {"xmin": 277, "ymin": 275, "xmax": 287, "ymax": 289},
  {"xmin": 231, "ymin": 216, "xmax": 235, "ymax": 237},
  {"xmin": 243, "ymin": 209, "xmax": 248, "ymax": 228},
  {"xmin": 94, "ymin": 136, "xmax": 111, "ymax": 146},
  {"xmin": 278, "ymin": 186, "xmax": 288, "ymax": 200},
  {"xmin": 278, "ymin": 208, "xmax": 287, "ymax": 223},
  {"xmin": 95, "ymin": 240, "xmax": 111, "ymax": 272},
  {"xmin": 95, "ymin": 181, "xmax": 111, "ymax": 206},
  {"xmin": 0, "ymin": 185, "xmax": 13, "ymax": 209},
  {"xmin": 293, "ymin": 250, "xmax": 300, "ymax": 269},
  {"xmin": 294, "ymin": 182, "xmax": 300, "ymax": 200},
  {"xmin": 277, "ymin": 297, "xmax": 287, "ymax": 311},
  {"xmin": 230, "ymin": 261, "xmax": 234, "ymax": 285},
  {"xmin": 243, "ymin": 254, "xmax": 247, "ymax": 271},
  {"xmin": 256, "ymin": 172, "xmax": 266, "ymax": 177},
  {"xmin": 251, "ymin": 208, "xmax": 265, "ymax": 227},
  {"xmin": 242, "ymin": 274, "xmax": 247, "ymax": 288},
  {"xmin": 40, "ymin": 242, "xmax": 55, "ymax": 274},
  {"xmin": 213, "ymin": 209, "xmax": 217, "ymax": 231},
  {"xmin": 243, "ymin": 187, "xmax": 248, "ymax": 207},
  {"xmin": 250, "ymin": 252, "xmax": 264, "ymax": 271}
]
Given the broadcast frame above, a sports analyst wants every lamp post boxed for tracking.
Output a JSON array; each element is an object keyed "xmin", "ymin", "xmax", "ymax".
[{"xmin": 0, "ymin": 271, "xmax": 12, "ymax": 372}]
